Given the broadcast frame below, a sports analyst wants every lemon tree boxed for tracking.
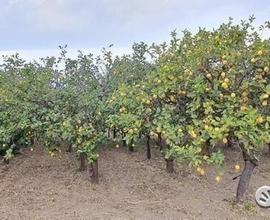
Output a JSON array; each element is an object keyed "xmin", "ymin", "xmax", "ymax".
[{"xmin": 148, "ymin": 17, "xmax": 270, "ymax": 201}]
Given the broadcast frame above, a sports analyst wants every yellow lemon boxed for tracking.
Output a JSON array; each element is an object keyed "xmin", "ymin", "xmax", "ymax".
[
  {"xmin": 200, "ymin": 169, "xmax": 205, "ymax": 176},
  {"xmin": 224, "ymin": 78, "xmax": 230, "ymax": 83},
  {"xmin": 240, "ymin": 106, "xmax": 246, "ymax": 111},
  {"xmin": 221, "ymin": 82, "xmax": 228, "ymax": 89},
  {"xmin": 235, "ymin": 164, "xmax": 240, "ymax": 172},
  {"xmin": 256, "ymin": 116, "xmax": 264, "ymax": 124},
  {"xmin": 262, "ymin": 100, "xmax": 268, "ymax": 106},
  {"xmin": 257, "ymin": 50, "xmax": 263, "ymax": 56},
  {"xmin": 242, "ymin": 91, "xmax": 248, "ymax": 97},
  {"xmin": 191, "ymin": 131, "xmax": 197, "ymax": 138},
  {"xmin": 170, "ymin": 96, "xmax": 176, "ymax": 102},
  {"xmin": 150, "ymin": 131, "xmax": 155, "ymax": 136},
  {"xmin": 215, "ymin": 176, "xmax": 221, "ymax": 183},
  {"xmin": 262, "ymin": 94, "xmax": 269, "ymax": 99},
  {"xmin": 221, "ymin": 72, "xmax": 226, "ymax": 78},
  {"xmin": 243, "ymin": 97, "xmax": 249, "ymax": 102},
  {"xmin": 146, "ymin": 108, "xmax": 152, "ymax": 113}
]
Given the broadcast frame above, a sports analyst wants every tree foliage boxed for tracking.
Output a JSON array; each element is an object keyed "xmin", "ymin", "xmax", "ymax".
[{"xmin": 0, "ymin": 17, "xmax": 269, "ymax": 200}]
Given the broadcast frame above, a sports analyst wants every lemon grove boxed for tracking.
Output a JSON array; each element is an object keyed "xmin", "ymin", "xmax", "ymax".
[{"xmin": 1, "ymin": 17, "xmax": 270, "ymax": 201}]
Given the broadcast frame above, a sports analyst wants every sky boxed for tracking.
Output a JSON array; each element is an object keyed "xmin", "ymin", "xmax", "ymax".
[{"xmin": 0, "ymin": 0, "xmax": 269, "ymax": 60}]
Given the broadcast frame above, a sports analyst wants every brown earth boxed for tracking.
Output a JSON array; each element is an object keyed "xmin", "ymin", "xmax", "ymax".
[{"xmin": 0, "ymin": 145, "xmax": 270, "ymax": 220}]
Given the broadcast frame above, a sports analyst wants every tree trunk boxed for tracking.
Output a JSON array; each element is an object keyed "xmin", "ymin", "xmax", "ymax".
[
  {"xmin": 128, "ymin": 139, "xmax": 134, "ymax": 152},
  {"xmin": 3, "ymin": 158, "xmax": 9, "ymax": 164},
  {"xmin": 158, "ymin": 133, "xmax": 163, "ymax": 151},
  {"xmin": 79, "ymin": 153, "xmax": 87, "ymax": 171},
  {"xmin": 146, "ymin": 135, "xmax": 151, "ymax": 159},
  {"xmin": 268, "ymin": 144, "xmax": 270, "ymax": 156},
  {"xmin": 33, "ymin": 138, "xmax": 37, "ymax": 147},
  {"xmin": 107, "ymin": 128, "xmax": 110, "ymax": 138},
  {"xmin": 66, "ymin": 143, "xmax": 72, "ymax": 152},
  {"xmin": 201, "ymin": 139, "xmax": 211, "ymax": 156},
  {"xmin": 122, "ymin": 139, "xmax": 127, "ymax": 147},
  {"xmin": 113, "ymin": 127, "xmax": 116, "ymax": 139},
  {"xmin": 236, "ymin": 152, "xmax": 257, "ymax": 202},
  {"xmin": 89, "ymin": 160, "xmax": 99, "ymax": 183},
  {"xmin": 227, "ymin": 138, "xmax": 233, "ymax": 148},
  {"xmin": 166, "ymin": 158, "xmax": 174, "ymax": 173}
]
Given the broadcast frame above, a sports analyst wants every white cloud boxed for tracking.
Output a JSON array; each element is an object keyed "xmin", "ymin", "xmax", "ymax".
[
  {"xmin": 98, "ymin": 0, "xmax": 204, "ymax": 30},
  {"xmin": 0, "ymin": 0, "xmax": 269, "ymax": 50},
  {"xmin": 3, "ymin": 0, "xmax": 94, "ymax": 32},
  {"xmin": 1, "ymin": 0, "xmax": 209, "ymax": 33}
]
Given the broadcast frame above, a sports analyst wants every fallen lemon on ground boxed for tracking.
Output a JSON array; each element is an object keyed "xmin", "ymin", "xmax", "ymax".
[
  {"xmin": 235, "ymin": 164, "xmax": 240, "ymax": 172},
  {"xmin": 197, "ymin": 167, "xmax": 202, "ymax": 172},
  {"xmin": 200, "ymin": 169, "xmax": 205, "ymax": 176},
  {"xmin": 215, "ymin": 176, "xmax": 221, "ymax": 183}
]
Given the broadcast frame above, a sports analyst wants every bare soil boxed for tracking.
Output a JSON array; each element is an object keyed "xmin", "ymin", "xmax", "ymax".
[{"xmin": 0, "ymin": 145, "xmax": 270, "ymax": 220}]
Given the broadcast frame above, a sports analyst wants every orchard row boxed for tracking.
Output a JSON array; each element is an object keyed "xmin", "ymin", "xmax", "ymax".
[{"xmin": 0, "ymin": 17, "xmax": 270, "ymax": 202}]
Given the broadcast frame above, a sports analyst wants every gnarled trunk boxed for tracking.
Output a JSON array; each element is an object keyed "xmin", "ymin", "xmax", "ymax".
[
  {"xmin": 89, "ymin": 160, "xmax": 99, "ymax": 183},
  {"xmin": 122, "ymin": 133, "xmax": 127, "ymax": 148},
  {"xmin": 113, "ymin": 127, "xmax": 116, "ymax": 139},
  {"xmin": 66, "ymin": 143, "xmax": 72, "ymax": 152},
  {"xmin": 128, "ymin": 145, "xmax": 134, "ymax": 152},
  {"xmin": 3, "ymin": 158, "xmax": 10, "ymax": 164},
  {"xmin": 166, "ymin": 158, "xmax": 174, "ymax": 173},
  {"xmin": 146, "ymin": 135, "xmax": 151, "ymax": 159},
  {"xmin": 107, "ymin": 128, "xmax": 110, "ymax": 138},
  {"xmin": 158, "ymin": 133, "xmax": 163, "ymax": 151},
  {"xmin": 128, "ymin": 139, "xmax": 134, "ymax": 152},
  {"xmin": 79, "ymin": 153, "xmax": 87, "ymax": 171},
  {"xmin": 236, "ymin": 151, "xmax": 257, "ymax": 202},
  {"xmin": 201, "ymin": 139, "xmax": 211, "ymax": 156},
  {"xmin": 227, "ymin": 138, "xmax": 233, "ymax": 149}
]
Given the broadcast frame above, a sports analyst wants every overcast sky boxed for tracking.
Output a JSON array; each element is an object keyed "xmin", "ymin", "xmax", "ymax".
[{"xmin": 0, "ymin": 0, "xmax": 269, "ymax": 60}]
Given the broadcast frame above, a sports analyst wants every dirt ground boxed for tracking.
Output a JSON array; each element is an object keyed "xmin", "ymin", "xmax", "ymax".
[{"xmin": 0, "ymin": 144, "xmax": 270, "ymax": 220}]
